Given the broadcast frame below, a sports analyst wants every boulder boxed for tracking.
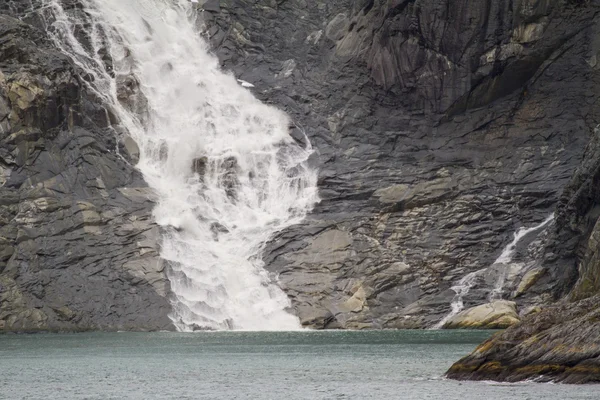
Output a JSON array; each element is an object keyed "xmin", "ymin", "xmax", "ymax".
[
  {"xmin": 515, "ymin": 268, "xmax": 546, "ymax": 297},
  {"xmin": 443, "ymin": 301, "xmax": 520, "ymax": 329}
]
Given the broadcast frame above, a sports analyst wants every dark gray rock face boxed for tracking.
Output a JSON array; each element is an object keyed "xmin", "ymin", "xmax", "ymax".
[
  {"xmin": 0, "ymin": 7, "xmax": 173, "ymax": 331},
  {"xmin": 199, "ymin": 0, "xmax": 600, "ymax": 328}
]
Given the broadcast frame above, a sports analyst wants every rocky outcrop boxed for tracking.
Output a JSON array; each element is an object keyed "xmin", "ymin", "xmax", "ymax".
[
  {"xmin": 0, "ymin": 7, "xmax": 172, "ymax": 331},
  {"xmin": 447, "ymin": 295, "xmax": 600, "ymax": 383},
  {"xmin": 199, "ymin": 0, "xmax": 600, "ymax": 328},
  {"xmin": 447, "ymin": 124, "xmax": 600, "ymax": 382}
]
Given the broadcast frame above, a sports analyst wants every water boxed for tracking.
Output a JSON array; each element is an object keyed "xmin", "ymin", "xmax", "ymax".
[
  {"xmin": 492, "ymin": 214, "xmax": 555, "ymax": 265},
  {"xmin": 435, "ymin": 215, "xmax": 554, "ymax": 328},
  {"xmin": 433, "ymin": 270, "xmax": 483, "ymax": 329},
  {"xmin": 487, "ymin": 214, "xmax": 554, "ymax": 300},
  {"xmin": 0, "ymin": 331, "xmax": 596, "ymax": 400},
  {"xmin": 42, "ymin": 0, "xmax": 319, "ymax": 331}
]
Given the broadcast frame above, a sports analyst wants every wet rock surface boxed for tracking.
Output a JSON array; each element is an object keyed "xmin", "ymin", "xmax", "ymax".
[
  {"xmin": 446, "ymin": 295, "xmax": 600, "ymax": 383},
  {"xmin": 442, "ymin": 300, "xmax": 520, "ymax": 329},
  {"xmin": 0, "ymin": 6, "xmax": 173, "ymax": 331},
  {"xmin": 198, "ymin": 0, "xmax": 600, "ymax": 329},
  {"xmin": 447, "ymin": 125, "xmax": 600, "ymax": 382}
]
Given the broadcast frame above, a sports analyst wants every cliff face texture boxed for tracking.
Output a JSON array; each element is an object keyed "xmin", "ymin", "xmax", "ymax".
[
  {"xmin": 446, "ymin": 125, "xmax": 600, "ymax": 383},
  {"xmin": 201, "ymin": 0, "xmax": 600, "ymax": 329},
  {"xmin": 203, "ymin": 0, "xmax": 600, "ymax": 381},
  {"xmin": 0, "ymin": 3, "xmax": 172, "ymax": 331},
  {"xmin": 2, "ymin": 0, "xmax": 600, "ymax": 372}
]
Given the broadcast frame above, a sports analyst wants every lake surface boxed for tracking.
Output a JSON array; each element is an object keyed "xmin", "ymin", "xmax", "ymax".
[{"xmin": 0, "ymin": 330, "xmax": 597, "ymax": 399}]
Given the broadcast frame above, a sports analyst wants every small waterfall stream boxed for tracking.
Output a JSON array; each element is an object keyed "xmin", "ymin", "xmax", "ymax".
[
  {"xmin": 43, "ymin": 0, "xmax": 318, "ymax": 331},
  {"xmin": 433, "ymin": 214, "xmax": 554, "ymax": 329}
]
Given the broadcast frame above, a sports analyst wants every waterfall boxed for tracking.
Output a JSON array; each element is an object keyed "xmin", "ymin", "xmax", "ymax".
[
  {"xmin": 491, "ymin": 214, "xmax": 555, "ymax": 266},
  {"xmin": 432, "ymin": 270, "xmax": 483, "ymax": 329},
  {"xmin": 487, "ymin": 214, "xmax": 554, "ymax": 301},
  {"xmin": 433, "ymin": 214, "xmax": 554, "ymax": 329},
  {"xmin": 42, "ymin": 0, "xmax": 319, "ymax": 331}
]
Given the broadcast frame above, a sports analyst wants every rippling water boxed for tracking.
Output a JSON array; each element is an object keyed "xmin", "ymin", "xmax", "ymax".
[{"xmin": 0, "ymin": 330, "xmax": 596, "ymax": 399}]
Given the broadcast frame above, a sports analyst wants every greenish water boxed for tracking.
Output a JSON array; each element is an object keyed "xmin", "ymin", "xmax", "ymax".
[{"xmin": 0, "ymin": 330, "xmax": 596, "ymax": 399}]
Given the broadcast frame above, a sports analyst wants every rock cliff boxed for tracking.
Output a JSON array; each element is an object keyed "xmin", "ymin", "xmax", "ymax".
[
  {"xmin": 200, "ymin": 0, "xmax": 600, "ymax": 329},
  {"xmin": 2, "ymin": 0, "xmax": 600, "ymax": 352},
  {"xmin": 0, "ymin": 2, "xmax": 172, "ymax": 331},
  {"xmin": 447, "ymin": 125, "xmax": 600, "ymax": 383}
]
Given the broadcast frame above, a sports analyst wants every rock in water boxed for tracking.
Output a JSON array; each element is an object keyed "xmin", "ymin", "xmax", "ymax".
[
  {"xmin": 442, "ymin": 301, "xmax": 520, "ymax": 329},
  {"xmin": 192, "ymin": 157, "xmax": 207, "ymax": 176},
  {"xmin": 446, "ymin": 126, "xmax": 600, "ymax": 383},
  {"xmin": 446, "ymin": 296, "xmax": 600, "ymax": 383}
]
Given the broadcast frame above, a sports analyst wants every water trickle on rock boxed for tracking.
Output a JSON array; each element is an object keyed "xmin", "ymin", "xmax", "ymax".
[
  {"xmin": 487, "ymin": 214, "xmax": 554, "ymax": 301},
  {"xmin": 43, "ymin": 0, "xmax": 318, "ymax": 331},
  {"xmin": 433, "ymin": 214, "xmax": 554, "ymax": 329}
]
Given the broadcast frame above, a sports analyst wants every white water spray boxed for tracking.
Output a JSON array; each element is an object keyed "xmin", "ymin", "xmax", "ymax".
[
  {"xmin": 433, "ymin": 214, "xmax": 554, "ymax": 329},
  {"xmin": 43, "ymin": 0, "xmax": 318, "ymax": 330}
]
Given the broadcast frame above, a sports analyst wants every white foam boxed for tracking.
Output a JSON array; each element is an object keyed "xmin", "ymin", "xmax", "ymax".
[
  {"xmin": 237, "ymin": 79, "xmax": 255, "ymax": 88},
  {"xmin": 44, "ymin": 0, "xmax": 319, "ymax": 331}
]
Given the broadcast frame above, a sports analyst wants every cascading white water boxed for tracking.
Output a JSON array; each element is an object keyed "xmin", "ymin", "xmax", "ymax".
[
  {"xmin": 433, "ymin": 214, "xmax": 554, "ymax": 329},
  {"xmin": 43, "ymin": 0, "xmax": 318, "ymax": 331},
  {"xmin": 492, "ymin": 214, "xmax": 555, "ymax": 265},
  {"xmin": 487, "ymin": 214, "xmax": 554, "ymax": 301},
  {"xmin": 432, "ymin": 269, "xmax": 483, "ymax": 329}
]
